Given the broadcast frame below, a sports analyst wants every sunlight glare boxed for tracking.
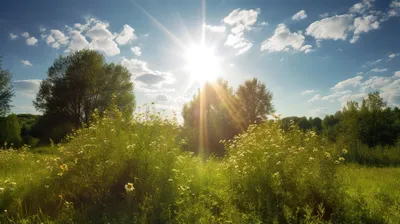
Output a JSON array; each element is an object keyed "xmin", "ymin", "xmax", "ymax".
[{"xmin": 185, "ymin": 44, "xmax": 220, "ymax": 83}]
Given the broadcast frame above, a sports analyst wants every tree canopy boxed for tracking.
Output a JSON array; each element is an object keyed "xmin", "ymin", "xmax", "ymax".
[
  {"xmin": 0, "ymin": 58, "xmax": 14, "ymax": 116},
  {"xmin": 182, "ymin": 78, "xmax": 274, "ymax": 156},
  {"xmin": 34, "ymin": 50, "xmax": 135, "ymax": 129}
]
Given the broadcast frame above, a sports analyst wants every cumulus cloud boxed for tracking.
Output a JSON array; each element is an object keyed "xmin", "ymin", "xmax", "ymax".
[
  {"xmin": 131, "ymin": 46, "xmax": 142, "ymax": 56},
  {"xmin": 306, "ymin": 14, "xmax": 354, "ymax": 41},
  {"xmin": 67, "ymin": 30, "xmax": 90, "ymax": 52},
  {"xmin": 261, "ymin": 24, "xmax": 311, "ymax": 53},
  {"xmin": 9, "ymin": 33, "xmax": 18, "ymax": 40},
  {"xmin": 203, "ymin": 24, "xmax": 226, "ymax": 33},
  {"xmin": 349, "ymin": 0, "xmax": 374, "ymax": 14},
  {"xmin": 21, "ymin": 32, "xmax": 38, "ymax": 46},
  {"xmin": 350, "ymin": 15, "xmax": 379, "ymax": 43},
  {"xmin": 45, "ymin": 29, "xmax": 69, "ymax": 49},
  {"xmin": 292, "ymin": 10, "xmax": 307, "ymax": 20},
  {"xmin": 331, "ymin": 76, "xmax": 363, "ymax": 91},
  {"xmin": 114, "ymin": 24, "xmax": 137, "ymax": 45},
  {"xmin": 21, "ymin": 60, "xmax": 32, "ymax": 66},
  {"xmin": 121, "ymin": 57, "xmax": 176, "ymax": 90},
  {"xmin": 223, "ymin": 8, "xmax": 260, "ymax": 55},
  {"xmin": 395, "ymin": 71, "xmax": 400, "ymax": 77}
]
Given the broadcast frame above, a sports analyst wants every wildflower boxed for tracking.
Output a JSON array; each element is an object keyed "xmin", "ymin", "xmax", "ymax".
[
  {"xmin": 125, "ymin": 182, "xmax": 135, "ymax": 192},
  {"xmin": 0, "ymin": 187, "xmax": 4, "ymax": 192},
  {"xmin": 324, "ymin": 152, "xmax": 331, "ymax": 158},
  {"xmin": 313, "ymin": 148, "xmax": 318, "ymax": 152},
  {"xmin": 339, "ymin": 157, "xmax": 345, "ymax": 161},
  {"xmin": 273, "ymin": 172, "xmax": 279, "ymax": 178},
  {"xmin": 334, "ymin": 160, "xmax": 340, "ymax": 164},
  {"xmin": 45, "ymin": 185, "xmax": 49, "ymax": 189},
  {"xmin": 60, "ymin": 164, "xmax": 68, "ymax": 172},
  {"xmin": 342, "ymin": 149, "xmax": 348, "ymax": 154},
  {"xmin": 167, "ymin": 178, "xmax": 173, "ymax": 182},
  {"xmin": 276, "ymin": 161, "xmax": 281, "ymax": 165},
  {"xmin": 309, "ymin": 157, "xmax": 314, "ymax": 162}
]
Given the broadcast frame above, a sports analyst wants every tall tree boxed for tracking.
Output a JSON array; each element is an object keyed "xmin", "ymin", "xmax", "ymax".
[
  {"xmin": 182, "ymin": 79, "xmax": 239, "ymax": 156},
  {"xmin": 236, "ymin": 78, "xmax": 274, "ymax": 128},
  {"xmin": 34, "ymin": 50, "xmax": 135, "ymax": 130},
  {"xmin": 0, "ymin": 58, "xmax": 14, "ymax": 116}
]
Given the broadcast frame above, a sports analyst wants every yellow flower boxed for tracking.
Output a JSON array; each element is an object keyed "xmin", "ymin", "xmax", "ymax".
[
  {"xmin": 60, "ymin": 164, "xmax": 68, "ymax": 172},
  {"xmin": 342, "ymin": 149, "xmax": 348, "ymax": 154},
  {"xmin": 125, "ymin": 182, "xmax": 135, "ymax": 192},
  {"xmin": 339, "ymin": 157, "xmax": 345, "ymax": 161}
]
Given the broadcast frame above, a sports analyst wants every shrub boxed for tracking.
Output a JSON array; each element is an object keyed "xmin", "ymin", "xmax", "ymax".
[{"xmin": 223, "ymin": 120, "xmax": 347, "ymax": 223}]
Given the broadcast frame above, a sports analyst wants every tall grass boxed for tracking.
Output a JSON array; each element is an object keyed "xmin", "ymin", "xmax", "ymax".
[{"xmin": 0, "ymin": 107, "xmax": 398, "ymax": 223}]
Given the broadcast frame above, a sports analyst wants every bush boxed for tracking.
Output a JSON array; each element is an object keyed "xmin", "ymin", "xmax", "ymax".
[{"xmin": 223, "ymin": 120, "xmax": 347, "ymax": 223}]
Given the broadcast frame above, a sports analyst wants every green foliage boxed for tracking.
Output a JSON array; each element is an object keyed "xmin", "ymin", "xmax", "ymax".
[
  {"xmin": 223, "ymin": 120, "xmax": 346, "ymax": 223},
  {"xmin": 182, "ymin": 78, "xmax": 274, "ymax": 156},
  {"xmin": 0, "ymin": 108, "xmax": 397, "ymax": 223},
  {"xmin": 33, "ymin": 49, "xmax": 135, "ymax": 142},
  {"xmin": 0, "ymin": 58, "xmax": 14, "ymax": 116},
  {"xmin": 0, "ymin": 114, "xmax": 22, "ymax": 148}
]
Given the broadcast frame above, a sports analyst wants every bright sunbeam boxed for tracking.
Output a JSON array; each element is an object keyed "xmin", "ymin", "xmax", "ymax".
[{"xmin": 185, "ymin": 44, "xmax": 220, "ymax": 84}]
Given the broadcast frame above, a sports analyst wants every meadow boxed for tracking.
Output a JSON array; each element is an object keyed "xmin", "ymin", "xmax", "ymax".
[{"xmin": 0, "ymin": 107, "xmax": 399, "ymax": 224}]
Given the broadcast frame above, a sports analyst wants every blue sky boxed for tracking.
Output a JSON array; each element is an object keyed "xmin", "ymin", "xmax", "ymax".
[{"xmin": 1, "ymin": 0, "xmax": 400, "ymax": 118}]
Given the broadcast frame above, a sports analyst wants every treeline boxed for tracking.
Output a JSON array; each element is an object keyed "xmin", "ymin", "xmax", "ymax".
[
  {"xmin": 1, "ymin": 50, "xmax": 400, "ymax": 165},
  {"xmin": 281, "ymin": 92, "xmax": 400, "ymax": 166}
]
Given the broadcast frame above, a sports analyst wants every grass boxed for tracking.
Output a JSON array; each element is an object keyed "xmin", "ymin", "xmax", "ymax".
[
  {"xmin": 339, "ymin": 165, "xmax": 400, "ymax": 223},
  {"xmin": 0, "ymin": 107, "xmax": 399, "ymax": 223}
]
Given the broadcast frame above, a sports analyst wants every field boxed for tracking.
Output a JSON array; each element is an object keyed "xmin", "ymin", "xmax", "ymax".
[{"xmin": 0, "ymin": 110, "xmax": 399, "ymax": 223}]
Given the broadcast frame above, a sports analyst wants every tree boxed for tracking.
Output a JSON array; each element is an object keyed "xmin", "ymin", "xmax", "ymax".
[
  {"xmin": 0, "ymin": 114, "xmax": 22, "ymax": 148},
  {"xmin": 236, "ymin": 78, "xmax": 274, "ymax": 128},
  {"xmin": 182, "ymin": 79, "xmax": 240, "ymax": 156},
  {"xmin": 0, "ymin": 58, "xmax": 14, "ymax": 116},
  {"xmin": 34, "ymin": 50, "xmax": 135, "ymax": 130}
]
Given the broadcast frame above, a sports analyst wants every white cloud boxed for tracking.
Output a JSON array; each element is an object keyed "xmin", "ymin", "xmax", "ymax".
[
  {"xmin": 261, "ymin": 23, "xmax": 309, "ymax": 53},
  {"xmin": 223, "ymin": 8, "xmax": 260, "ymax": 27},
  {"xmin": 349, "ymin": 0, "xmax": 374, "ymax": 14},
  {"xmin": 300, "ymin": 44, "xmax": 313, "ymax": 54},
  {"xmin": 308, "ymin": 94, "xmax": 322, "ymax": 102},
  {"xmin": 131, "ymin": 46, "xmax": 142, "ymax": 56},
  {"xmin": 292, "ymin": 10, "xmax": 307, "ymax": 20},
  {"xmin": 370, "ymin": 68, "xmax": 388, "ymax": 73},
  {"xmin": 67, "ymin": 30, "xmax": 90, "ymax": 52},
  {"xmin": 21, "ymin": 32, "xmax": 30, "ymax": 38},
  {"xmin": 45, "ymin": 29, "xmax": 69, "ymax": 49},
  {"xmin": 331, "ymin": 76, "xmax": 363, "ymax": 91},
  {"xmin": 21, "ymin": 60, "xmax": 32, "ymax": 66},
  {"xmin": 309, "ymin": 107, "xmax": 329, "ymax": 117},
  {"xmin": 9, "ymin": 33, "xmax": 18, "ymax": 40},
  {"xmin": 21, "ymin": 32, "xmax": 38, "ymax": 46},
  {"xmin": 306, "ymin": 14, "xmax": 354, "ymax": 41},
  {"xmin": 388, "ymin": 0, "xmax": 400, "ymax": 17},
  {"xmin": 203, "ymin": 24, "xmax": 226, "ymax": 33},
  {"xmin": 223, "ymin": 8, "xmax": 260, "ymax": 55},
  {"xmin": 319, "ymin": 12, "xmax": 329, "ymax": 18},
  {"xmin": 321, "ymin": 90, "xmax": 353, "ymax": 101},
  {"xmin": 26, "ymin": 37, "xmax": 38, "ymax": 46},
  {"xmin": 259, "ymin": 21, "xmax": 268, "ymax": 26},
  {"xmin": 302, "ymin": 89, "xmax": 317, "ymax": 95},
  {"xmin": 350, "ymin": 15, "xmax": 379, "ymax": 43},
  {"xmin": 389, "ymin": 53, "xmax": 399, "ymax": 59},
  {"xmin": 114, "ymin": 24, "xmax": 137, "ymax": 45},
  {"xmin": 395, "ymin": 71, "xmax": 400, "ymax": 77},
  {"xmin": 121, "ymin": 57, "xmax": 176, "ymax": 92},
  {"xmin": 81, "ymin": 20, "xmax": 120, "ymax": 56}
]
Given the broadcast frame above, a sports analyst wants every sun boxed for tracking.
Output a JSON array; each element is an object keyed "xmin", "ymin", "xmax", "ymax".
[{"xmin": 184, "ymin": 44, "xmax": 220, "ymax": 83}]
